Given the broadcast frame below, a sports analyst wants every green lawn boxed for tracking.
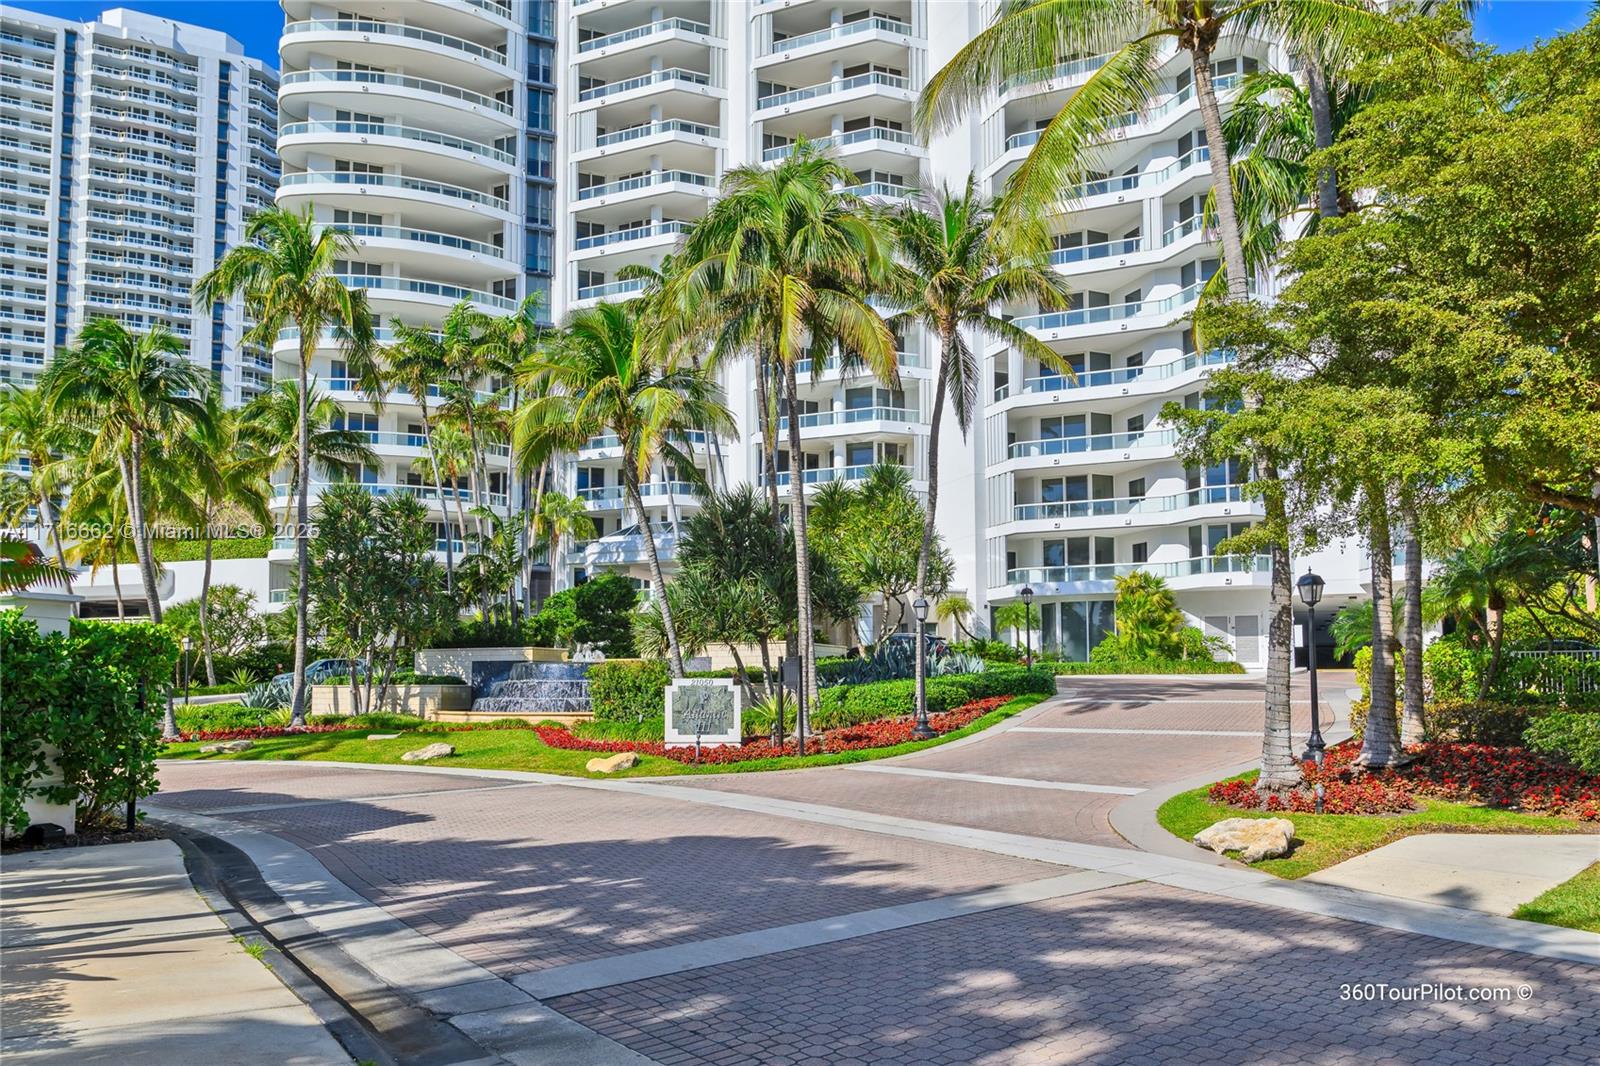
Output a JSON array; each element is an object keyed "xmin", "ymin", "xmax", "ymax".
[
  {"xmin": 1157, "ymin": 772, "xmax": 1595, "ymax": 880},
  {"xmin": 1511, "ymin": 863, "xmax": 1600, "ymax": 933},
  {"xmin": 159, "ymin": 695, "xmax": 1045, "ymax": 779}
]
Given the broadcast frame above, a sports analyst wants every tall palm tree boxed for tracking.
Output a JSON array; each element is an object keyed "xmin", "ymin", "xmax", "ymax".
[
  {"xmin": 534, "ymin": 491, "xmax": 596, "ymax": 587},
  {"xmin": 0, "ymin": 385, "xmax": 69, "ymax": 562},
  {"xmin": 188, "ymin": 395, "xmax": 273, "ymax": 685},
  {"xmin": 516, "ymin": 301, "xmax": 733, "ymax": 675},
  {"xmin": 889, "ymin": 179, "xmax": 1073, "ymax": 713},
  {"xmin": 674, "ymin": 143, "xmax": 899, "ymax": 707},
  {"xmin": 917, "ymin": 0, "xmax": 1390, "ymax": 302},
  {"xmin": 429, "ymin": 300, "xmax": 498, "ymax": 537},
  {"xmin": 195, "ymin": 205, "xmax": 377, "ymax": 725},
  {"xmin": 414, "ymin": 423, "xmax": 476, "ymax": 575},
  {"xmin": 241, "ymin": 381, "xmax": 378, "ymax": 526},
  {"xmin": 41, "ymin": 319, "xmax": 210, "ymax": 624},
  {"xmin": 384, "ymin": 319, "xmax": 458, "ymax": 590},
  {"xmin": 483, "ymin": 292, "xmax": 549, "ymax": 612}
]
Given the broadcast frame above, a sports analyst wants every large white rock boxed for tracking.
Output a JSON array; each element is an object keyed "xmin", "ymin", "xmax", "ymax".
[
  {"xmin": 199, "ymin": 740, "xmax": 254, "ymax": 755},
  {"xmin": 1194, "ymin": 817, "xmax": 1296, "ymax": 862},
  {"xmin": 586, "ymin": 752, "xmax": 639, "ymax": 774},
  {"xmin": 400, "ymin": 742, "xmax": 455, "ymax": 762}
]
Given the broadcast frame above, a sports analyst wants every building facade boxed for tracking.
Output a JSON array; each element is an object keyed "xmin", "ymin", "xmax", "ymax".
[
  {"xmin": 550, "ymin": 0, "xmax": 1369, "ymax": 662},
  {"xmin": 0, "ymin": 6, "xmax": 278, "ymax": 407}
]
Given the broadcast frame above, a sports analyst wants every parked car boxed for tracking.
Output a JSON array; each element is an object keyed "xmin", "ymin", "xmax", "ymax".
[{"xmin": 272, "ymin": 658, "xmax": 369, "ymax": 686}]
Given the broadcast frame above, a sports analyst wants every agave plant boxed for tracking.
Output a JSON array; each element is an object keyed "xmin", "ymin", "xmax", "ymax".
[
  {"xmin": 931, "ymin": 652, "xmax": 987, "ymax": 678},
  {"xmin": 227, "ymin": 667, "xmax": 258, "ymax": 689},
  {"xmin": 245, "ymin": 677, "xmax": 292, "ymax": 711}
]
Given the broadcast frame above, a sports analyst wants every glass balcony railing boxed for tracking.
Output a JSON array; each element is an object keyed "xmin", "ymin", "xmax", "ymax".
[
  {"xmin": 594, "ymin": 119, "xmax": 719, "ymax": 148},
  {"xmin": 282, "ymin": 19, "xmax": 510, "ymax": 65},
  {"xmin": 575, "ymin": 277, "xmax": 646, "ymax": 301},
  {"xmin": 757, "ymin": 70, "xmax": 909, "ymax": 110},
  {"xmin": 768, "ymin": 16, "xmax": 913, "ymax": 53},
  {"xmin": 1004, "ymin": 349, "xmax": 1235, "ymax": 399},
  {"xmin": 280, "ymin": 121, "xmax": 514, "ymax": 166},
  {"xmin": 762, "ymin": 125, "xmax": 918, "ymax": 161},
  {"xmin": 576, "ymin": 169, "xmax": 712, "ymax": 200},
  {"xmin": 578, "ymin": 18, "xmax": 711, "ymax": 53},
  {"xmin": 573, "ymin": 220, "xmax": 692, "ymax": 250},
  {"xmin": 1007, "ymin": 428, "xmax": 1179, "ymax": 460},
  {"xmin": 1012, "ymin": 484, "xmax": 1246, "ymax": 522},
  {"xmin": 1049, "ymin": 235, "xmax": 1143, "ymax": 266},
  {"xmin": 1011, "ymin": 281, "xmax": 1205, "ymax": 333},
  {"xmin": 578, "ymin": 68, "xmax": 712, "ymax": 102},
  {"xmin": 1006, "ymin": 554, "xmax": 1269, "ymax": 586},
  {"xmin": 280, "ymin": 69, "xmax": 513, "ymax": 116},
  {"xmin": 331, "ymin": 273, "xmax": 515, "ymax": 311},
  {"xmin": 777, "ymin": 406, "xmax": 917, "ymax": 430},
  {"xmin": 279, "ymin": 170, "xmax": 508, "ymax": 211},
  {"xmin": 1000, "ymin": 52, "xmax": 1112, "ymax": 94}
]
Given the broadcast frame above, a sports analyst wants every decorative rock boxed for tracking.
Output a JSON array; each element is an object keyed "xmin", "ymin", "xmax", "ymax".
[
  {"xmin": 400, "ymin": 742, "xmax": 455, "ymax": 762},
  {"xmin": 367, "ymin": 733, "xmax": 400, "ymax": 741},
  {"xmin": 1194, "ymin": 817, "xmax": 1296, "ymax": 862},
  {"xmin": 586, "ymin": 752, "xmax": 639, "ymax": 774},
  {"xmin": 199, "ymin": 740, "xmax": 254, "ymax": 754}
]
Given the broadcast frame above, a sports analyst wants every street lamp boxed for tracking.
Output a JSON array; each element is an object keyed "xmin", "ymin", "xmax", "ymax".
[
  {"xmin": 1020, "ymin": 585, "xmax": 1034, "ymax": 667},
  {"xmin": 911, "ymin": 596, "xmax": 933, "ymax": 739},
  {"xmin": 1296, "ymin": 567, "xmax": 1326, "ymax": 813},
  {"xmin": 181, "ymin": 636, "xmax": 193, "ymax": 708}
]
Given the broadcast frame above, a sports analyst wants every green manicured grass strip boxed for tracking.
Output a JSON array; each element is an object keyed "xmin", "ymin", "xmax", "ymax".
[
  {"xmin": 1156, "ymin": 771, "xmax": 1593, "ymax": 880},
  {"xmin": 159, "ymin": 695, "xmax": 1046, "ymax": 779},
  {"xmin": 1511, "ymin": 863, "xmax": 1600, "ymax": 933}
]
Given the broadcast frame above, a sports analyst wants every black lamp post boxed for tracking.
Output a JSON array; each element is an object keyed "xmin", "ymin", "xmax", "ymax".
[
  {"xmin": 911, "ymin": 596, "xmax": 934, "ymax": 739},
  {"xmin": 1296, "ymin": 567, "xmax": 1326, "ymax": 813},
  {"xmin": 181, "ymin": 636, "xmax": 192, "ymax": 707},
  {"xmin": 1020, "ymin": 585, "xmax": 1034, "ymax": 666}
]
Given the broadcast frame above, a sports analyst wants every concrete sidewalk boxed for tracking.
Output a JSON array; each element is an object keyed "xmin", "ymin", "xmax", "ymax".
[{"xmin": 1, "ymin": 840, "xmax": 352, "ymax": 1065}]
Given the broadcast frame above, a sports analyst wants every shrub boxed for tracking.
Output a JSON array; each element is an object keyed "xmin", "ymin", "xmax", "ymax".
[
  {"xmin": 810, "ymin": 666, "xmax": 1054, "ymax": 729},
  {"xmin": 528, "ymin": 588, "xmax": 577, "ymax": 647},
  {"xmin": 1495, "ymin": 653, "xmax": 1600, "ymax": 707},
  {"xmin": 1, "ymin": 613, "xmax": 178, "ymax": 835},
  {"xmin": 151, "ymin": 535, "xmax": 271, "ymax": 562},
  {"xmin": 572, "ymin": 573, "xmax": 639, "ymax": 656},
  {"xmin": 588, "ymin": 659, "xmax": 671, "ymax": 722},
  {"xmin": 175, "ymin": 702, "xmax": 277, "ymax": 734},
  {"xmin": 573, "ymin": 718, "xmax": 666, "ymax": 743},
  {"xmin": 1044, "ymin": 658, "xmax": 1245, "ymax": 675},
  {"xmin": 1423, "ymin": 638, "xmax": 1484, "ymax": 702},
  {"xmin": 245, "ymin": 677, "xmax": 292, "ymax": 710},
  {"xmin": 1524, "ymin": 712, "xmax": 1600, "ymax": 774},
  {"xmin": 1425, "ymin": 700, "xmax": 1551, "ymax": 746}
]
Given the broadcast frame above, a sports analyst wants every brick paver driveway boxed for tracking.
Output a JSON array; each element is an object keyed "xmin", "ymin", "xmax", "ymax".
[{"xmin": 150, "ymin": 674, "xmax": 1600, "ymax": 1065}]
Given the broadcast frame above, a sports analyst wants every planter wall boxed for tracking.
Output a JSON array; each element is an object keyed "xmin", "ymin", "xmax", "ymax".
[{"xmin": 311, "ymin": 683, "xmax": 473, "ymax": 718}]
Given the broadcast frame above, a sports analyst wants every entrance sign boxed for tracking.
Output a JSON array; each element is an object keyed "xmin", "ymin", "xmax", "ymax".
[{"xmin": 665, "ymin": 678, "xmax": 743, "ymax": 749}]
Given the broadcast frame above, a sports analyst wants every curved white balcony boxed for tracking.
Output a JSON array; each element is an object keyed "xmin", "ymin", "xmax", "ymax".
[
  {"xmin": 1003, "ymin": 484, "xmax": 1259, "ymax": 536},
  {"xmin": 573, "ymin": 277, "xmax": 646, "ymax": 305},
  {"xmin": 592, "ymin": 118, "xmax": 719, "ymax": 150},
  {"xmin": 764, "ymin": 16, "xmax": 914, "ymax": 57},
  {"xmin": 281, "ymin": 18, "xmax": 513, "ymax": 74},
  {"xmin": 761, "ymin": 464, "xmax": 926, "ymax": 495},
  {"xmin": 997, "ymin": 53, "xmax": 1111, "ymax": 99},
  {"xmin": 576, "ymin": 67, "xmax": 715, "ymax": 105},
  {"xmin": 994, "ymin": 349, "xmax": 1235, "ymax": 407},
  {"xmin": 279, "ymin": 120, "xmax": 515, "ymax": 173},
  {"xmin": 577, "ymin": 481, "xmax": 699, "ymax": 509},
  {"xmin": 755, "ymin": 70, "xmax": 912, "ymax": 115},
  {"xmin": 331, "ymin": 223, "xmax": 514, "ymax": 280},
  {"xmin": 277, "ymin": 171, "xmax": 511, "ymax": 223},
  {"xmin": 279, "ymin": 69, "xmax": 516, "ymax": 133},
  {"xmin": 772, "ymin": 406, "xmax": 921, "ymax": 438},
  {"xmin": 1011, "ymin": 281, "xmax": 1206, "ymax": 340},
  {"xmin": 762, "ymin": 125, "xmax": 922, "ymax": 167},
  {"xmin": 274, "ymin": 480, "xmax": 508, "ymax": 509},
  {"xmin": 572, "ymin": 220, "xmax": 693, "ymax": 255},
  {"xmin": 333, "ymin": 273, "xmax": 515, "ymax": 312},
  {"xmin": 998, "ymin": 554, "xmax": 1270, "ymax": 597},
  {"xmin": 1003, "ymin": 428, "xmax": 1179, "ymax": 473}
]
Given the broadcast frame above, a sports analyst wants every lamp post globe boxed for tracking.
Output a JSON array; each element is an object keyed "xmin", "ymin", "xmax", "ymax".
[
  {"xmin": 911, "ymin": 596, "xmax": 934, "ymax": 739},
  {"xmin": 1296, "ymin": 568, "xmax": 1326, "ymax": 812}
]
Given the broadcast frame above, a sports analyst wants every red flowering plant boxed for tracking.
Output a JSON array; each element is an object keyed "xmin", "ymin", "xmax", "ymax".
[
  {"xmin": 535, "ymin": 695, "xmax": 1013, "ymax": 766},
  {"xmin": 176, "ymin": 722, "xmax": 368, "ymax": 742},
  {"xmin": 1209, "ymin": 739, "xmax": 1600, "ymax": 821}
]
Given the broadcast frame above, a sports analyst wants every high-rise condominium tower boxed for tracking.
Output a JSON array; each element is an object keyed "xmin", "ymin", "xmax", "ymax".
[
  {"xmin": 551, "ymin": 1, "xmax": 1358, "ymax": 662},
  {"xmin": 0, "ymin": 6, "xmax": 279, "ymax": 407}
]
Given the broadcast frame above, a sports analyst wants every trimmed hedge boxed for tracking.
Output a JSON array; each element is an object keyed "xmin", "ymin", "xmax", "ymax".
[
  {"xmin": 175, "ymin": 702, "xmax": 276, "ymax": 734},
  {"xmin": 151, "ymin": 536, "xmax": 271, "ymax": 562},
  {"xmin": 812, "ymin": 666, "xmax": 1055, "ymax": 730},
  {"xmin": 1426, "ymin": 699, "xmax": 1550, "ymax": 746},
  {"xmin": 1042, "ymin": 658, "xmax": 1245, "ymax": 675},
  {"xmin": 588, "ymin": 659, "xmax": 671, "ymax": 723},
  {"xmin": 1523, "ymin": 712, "xmax": 1600, "ymax": 774}
]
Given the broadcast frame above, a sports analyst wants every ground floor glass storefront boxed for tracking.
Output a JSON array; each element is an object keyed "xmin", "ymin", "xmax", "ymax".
[{"xmin": 1005, "ymin": 599, "xmax": 1116, "ymax": 661}]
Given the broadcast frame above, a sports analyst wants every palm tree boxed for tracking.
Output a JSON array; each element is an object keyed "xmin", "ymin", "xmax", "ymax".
[
  {"xmin": 889, "ymin": 179, "xmax": 1073, "ymax": 714},
  {"xmin": 0, "ymin": 385, "xmax": 69, "ymax": 562},
  {"xmin": 0, "ymin": 536, "xmax": 73, "ymax": 593},
  {"xmin": 241, "ymin": 381, "xmax": 378, "ymax": 526},
  {"xmin": 195, "ymin": 205, "xmax": 377, "ymax": 725},
  {"xmin": 534, "ymin": 491, "xmax": 596, "ymax": 587},
  {"xmin": 188, "ymin": 395, "xmax": 272, "ymax": 685},
  {"xmin": 516, "ymin": 301, "xmax": 733, "ymax": 675},
  {"xmin": 414, "ymin": 423, "xmax": 476, "ymax": 575},
  {"xmin": 429, "ymin": 300, "xmax": 499, "ymax": 537},
  {"xmin": 41, "ymin": 319, "xmax": 211, "ymax": 624},
  {"xmin": 936, "ymin": 594, "xmax": 975, "ymax": 641},
  {"xmin": 384, "ymin": 319, "xmax": 458, "ymax": 590},
  {"xmin": 483, "ymin": 292, "xmax": 549, "ymax": 612},
  {"xmin": 917, "ymin": 0, "xmax": 1390, "ymax": 302},
  {"xmin": 674, "ymin": 143, "xmax": 899, "ymax": 707}
]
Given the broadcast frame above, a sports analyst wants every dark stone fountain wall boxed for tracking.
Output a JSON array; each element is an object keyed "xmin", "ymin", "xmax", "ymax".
[{"xmin": 471, "ymin": 660, "xmax": 592, "ymax": 714}]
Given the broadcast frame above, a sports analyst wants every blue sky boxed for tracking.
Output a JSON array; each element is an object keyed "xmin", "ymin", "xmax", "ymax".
[{"xmin": 6, "ymin": 0, "xmax": 1594, "ymax": 68}]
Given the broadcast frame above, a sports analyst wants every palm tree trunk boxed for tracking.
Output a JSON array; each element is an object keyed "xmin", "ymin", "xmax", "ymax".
[
  {"xmin": 914, "ymin": 339, "xmax": 953, "ymax": 723},
  {"xmin": 36, "ymin": 484, "xmax": 65, "ymax": 565},
  {"xmin": 290, "ymin": 339, "xmax": 313, "ymax": 728},
  {"xmin": 628, "ymin": 471, "xmax": 683, "ymax": 676},
  {"xmin": 755, "ymin": 353, "xmax": 782, "ymax": 526},
  {"xmin": 527, "ymin": 458, "xmax": 546, "ymax": 607},
  {"xmin": 1401, "ymin": 496, "xmax": 1426, "ymax": 744},
  {"xmin": 418, "ymin": 400, "xmax": 454, "ymax": 593},
  {"xmin": 1258, "ymin": 506, "xmax": 1300, "ymax": 791},
  {"xmin": 199, "ymin": 513, "xmax": 217, "ymax": 686},
  {"xmin": 1481, "ymin": 596, "xmax": 1508, "ymax": 698},
  {"xmin": 112, "ymin": 555, "xmax": 125, "ymax": 619},
  {"xmin": 1304, "ymin": 59, "xmax": 1340, "ymax": 217},
  {"xmin": 783, "ymin": 362, "xmax": 817, "ymax": 722},
  {"xmin": 121, "ymin": 448, "xmax": 162, "ymax": 623},
  {"xmin": 1190, "ymin": 48, "xmax": 1249, "ymax": 302},
  {"xmin": 1358, "ymin": 508, "xmax": 1403, "ymax": 767}
]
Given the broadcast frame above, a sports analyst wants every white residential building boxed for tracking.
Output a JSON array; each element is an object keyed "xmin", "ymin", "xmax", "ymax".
[
  {"xmin": 0, "ymin": 6, "xmax": 279, "ymax": 406},
  {"xmin": 552, "ymin": 1, "xmax": 1370, "ymax": 663}
]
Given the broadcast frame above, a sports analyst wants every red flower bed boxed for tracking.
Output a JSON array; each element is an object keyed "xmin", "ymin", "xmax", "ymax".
[
  {"xmin": 535, "ymin": 695, "xmax": 1014, "ymax": 766},
  {"xmin": 1210, "ymin": 738, "xmax": 1600, "ymax": 820},
  {"xmin": 177, "ymin": 723, "xmax": 363, "ymax": 742}
]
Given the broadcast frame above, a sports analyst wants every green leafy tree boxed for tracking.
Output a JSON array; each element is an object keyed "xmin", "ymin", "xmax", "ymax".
[
  {"xmin": 195, "ymin": 205, "xmax": 378, "ymax": 726},
  {"xmin": 162, "ymin": 585, "xmax": 267, "ymax": 663},
  {"xmin": 572, "ymin": 572, "xmax": 639, "ymax": 657}
]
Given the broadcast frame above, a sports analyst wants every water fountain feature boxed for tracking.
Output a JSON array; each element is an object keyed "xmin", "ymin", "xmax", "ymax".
[{"xmin": 471, "ymin": 660, "xmax": 592, "ymax": 715}]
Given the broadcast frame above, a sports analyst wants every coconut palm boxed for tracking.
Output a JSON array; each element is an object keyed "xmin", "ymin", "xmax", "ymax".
[
  {"xmin": 483, "ymin": 292, "xmax": 550, "ymax": 611},
  {"xmin": 936, "ymin": 594, "xmax": 975, "ymax": 641},
  {"xmin": 516, "ymin": 301, "xmax": 733, "ymax": 676},
  {"xmin": 414, "ymin": 423, "xmax": 476, "ymax": 575},
  {"xmin": 195, "ymin": 205, "xmax": 377, "ymax": 725},
  {"xmin": 241, "ymin": 381, "xmax": 378, "ymax": 525},
  {"xmin": 188, "ymin": 395, "xmax": 273, "ymax": 685},
  {"xmin": 917, "ymin": 0, "xmax": 1391, "ymax": 302},
  {"xmin": 428, "ymin": 300, "xmax": 499, "ymax": 535},
  {"xmin": 888, "ymin": 179, "xmax": 1074, "ymax": 708},
  {"xmin": 533, "ymin": 491, "xmax": 596, "ymax": 586},
  {"xmin": 0, "ymin": 385, "xmax": 70, "ymax": 561},
  {"xmin": 673, "ymin": 143, "xmax": 899, "ymax": 707},
  {"xmin": 41, "ymin": 319, "xmax": 211, "ymax": 624},
  {"xmin": 384, "ymin": 319, "xmax": 458, "ymax": 589},
  {"xmin": 0, "ymin": 536, "xmax": 72, "ymax": 594}
]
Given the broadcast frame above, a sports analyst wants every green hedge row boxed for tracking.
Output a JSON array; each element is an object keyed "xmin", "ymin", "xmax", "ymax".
[
  {"xmin": 1041, "ymin": 658, "xmax": 1245, "ymax": 675},
  {"xmin": 1523, "ymin": 712, "xmax": 1600, "ymax": 774},
  {"xmin": 150, "ymin": 536, "xmax": 272, "ymax": 563},
  {"xmin": 810, "ymin": 666, "xmax": 1056, "ymax": 730},
  {"xmin": 589, "ymin": 659, "xmax": 672, "ymax": 723}
]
